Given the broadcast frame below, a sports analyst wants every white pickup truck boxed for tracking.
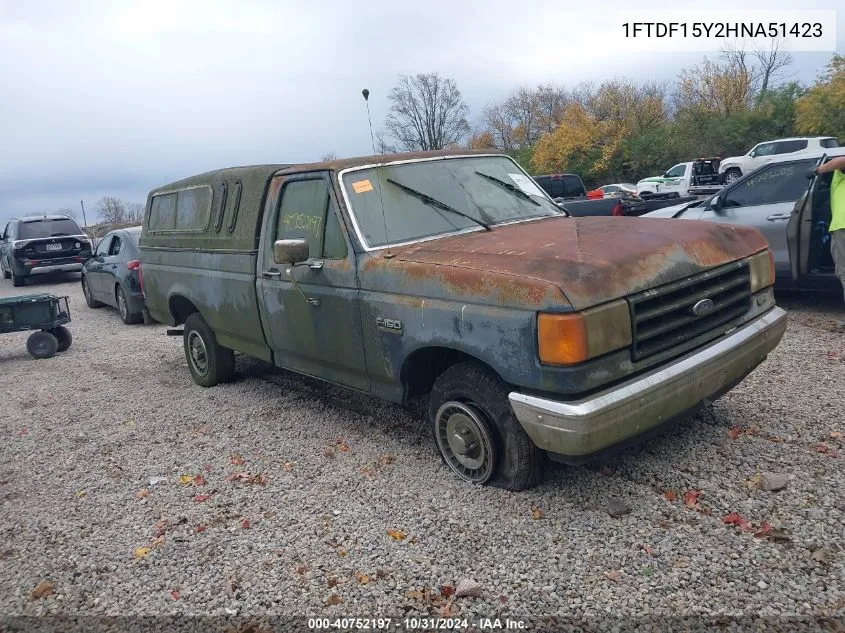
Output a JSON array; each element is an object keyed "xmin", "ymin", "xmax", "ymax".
[{"xmin": 637, "ymin": 158, "xmax": 723, "ymax": 198}]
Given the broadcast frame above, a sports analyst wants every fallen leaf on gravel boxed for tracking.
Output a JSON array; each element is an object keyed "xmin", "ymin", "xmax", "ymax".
[
  {"xmin": 155, "ymin": 519, "xmax": 167, "ymax": 535},
  {"xmin": 196, "ymin": 525, "xmax": 206, "ymax": 533},
  {"xmin": 441, "ymin": 585, "xmax": 455, "ymax": 597},
  {"xmin": 323, "ymin": 447, "xmax": 336, "ymax": 458},
  {"xmin": 664, "ymin": 490, "xmax": 677, "ymax": 502},
  {"xmin": 135, "ymin": 489, "xmax": 150, "ymax": 499},
  {"xmin": 171, "ymin": 590, "xmax": 180, "ymax": 600},
  {"xmin": 282, "ymin": 462, "xmax": 296, "ymax": 471},
  {"xmin": 193, "ymin": 474, "xmax": 206, "ymax": 486},
  {"xmin": 241, "ymin": 519, "xmax": 250, "ymax": 529},
  {"xmin": 361, "ymin": 465, "xmax": 375, "ymax": 477},
  {"xmin": 440, "ymin": 598, "xmax": 459, "ymax": 617},
  {"xmin": 765, "ymin": 528, "xmax": 793, "ymax": 543},
  {"xmin": 148, "ymin": 476, "xmax": 167, "ymax": 486},
  {"xmin": 379, "ymin": 454, "xmax": 396, "ymax": 466},
  {"xmin": 134, "ymin": 547, "xmax": 151, "ymax": 558},
  {"xmin": 499, "ymin": 595, "xmax": 508, "ymax": 603},
  {"xmin": 684, "ymin": 490, "xmax": 703, "ymax": 508},
  {"xmin": 531, "ymin": 505, "xmax": 544, "ymax": 520},
  {"xmin": 179, "ymin": 475, "xmax": 193, "ymax": 485},
  {"xmin": 812, "ymin": 548, "xmax": 830, "ymax": 564},
  {"xmin": 230, "ymin": 454, "xmax": 246, "ymax": 466},
  {"xmin": 31, "ymin": 581, "xmax": 54, "ymax": 600},
  {"xmin": 337, "ymin": 549, "xmax": 347, "ymax": 557},
  {"xmin": 336, "ymin": 438, "xmax": 350, "ymax": 452},
  {"xmin": 18, "ymin": 428, "xmax": 28, "ymax": 437},
  {"xmin": 744, "ymin": 473, "xmax": 763, "ymax": 489},
  {"xmin": 76, "ymin": 490, "xmax": 86, "ymax": 498},
  {"xmin": 326, "ymin": 594, "xmax": 342, "ymax": 606},
  {"xmin": 250, "ymin": 473, "xmax": 268, "ymax": 486},
  {"xmin": 327, "ymin": 577, "xmax": 340, "ymax": 588},
  {"xmin": 455, "ymin": 578, "xmax": 483, "ymax": 597},
  {"xmin": 830, "ymin": 431, "xmax": 843, "ymax": 441},
  {"xmin": 816, "ymin": 443, "xmax": 840, "ymax": 458},
  {"xmin": 151, "ymin": 535, "xmax": 165, "ymax": 548},
  {"xmin": 605, "ymin": 570, "xmax": 623, "ymax": 582},
  {"xmin": 727, "ymin": 427, "xmax": 743, "ymax": 440},
  {"xmin": 356, "ymin": 573, "xmax": 370, "ymax": 585},
  {"xmin": 193, "ymin": 494, "xmax": 211, "ymax": 503},
  {"xmin": 643, "ymin": 545, "xmax": 656, "ymax": 556},
  {"xmin": 387, "ymin": 529, "xmax": 407, "ymax": 541},
  {"xmin": 295, "ymin": 565, "xmax": 308, "ymax": 574},
  {"xmin": 227, "ymin": 472, "xmax": 251, "ymax": 482},
  {"xmin": 754, "ymin": 522, "xmax": 773, "ymax": 538},
  {"xmin": 723, "ymin": 512, "xmax": 754, "ymax": 533}
]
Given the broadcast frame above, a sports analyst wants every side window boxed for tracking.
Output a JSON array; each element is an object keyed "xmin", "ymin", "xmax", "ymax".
[
  {"xmin": 109, "ymin": 236, "xmax": 122, "ymax": 256},
  {"xmin": 175, "ymin": 187, "xmax": 212, "ymax": 230},
  {"xmin": 561, "ymin": 176, "xmax": 585, "ymax": 197},
  {"xmin": 275, "ymin": 178, "xmax": 347, "ymax": 260},
  {"xmin": 214, "ymin": 182, "xmax": 228, "ymax": 232},
  {"xmin": 665, "ymin": 164, "xmax": 686, "ymax": 178},
  {"xmin": 776, "ymin": 140, "xmax": 807, "ymax": 153},
  {"xmin": 820, "ymin": 138, "xmax": 840, "ymax": 149},
  {"xmin": 534, "ymin": 176, "xmax": 551, "ymax": 195},
  {"xmin": 754, "ymin": 143, "xmax": 776, "ymax": 157},
  {"xmin": 149, "ymin": 193, "xmax": 177, "ymax": 231},
  {"xmin": 227, "ymin": 181, "xmax": 242, "ymax": 233},
  {"xmin": 549, "ymin": 179, "xmax": 565, "ymax": 197},
  {"xmin": 724, "ymin": 162, "xmax": 812, "ymax": 207},
  {"xmin": 96, "ymin": 236, "xmax": 113, "ymax": 256}
]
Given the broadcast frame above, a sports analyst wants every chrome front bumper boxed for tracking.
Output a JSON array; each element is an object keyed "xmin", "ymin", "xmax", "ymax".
[{"xmin": 509, "ymin": 307, "xmax": 787, "ymax": 458}]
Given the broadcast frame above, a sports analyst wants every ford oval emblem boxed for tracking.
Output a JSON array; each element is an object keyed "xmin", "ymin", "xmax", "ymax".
[{"xmin": 691, "ymin": 298, "xmax": 715, "ymax": 317}]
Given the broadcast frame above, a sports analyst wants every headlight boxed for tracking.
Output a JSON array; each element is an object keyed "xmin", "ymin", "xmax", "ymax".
[
  {"xmin": 538, "ymin": 299, "xmax": 632, "ymax": 366},
  {"xmin": 748, "ymin": 250, "xmax": 775, "ymax": 292}
]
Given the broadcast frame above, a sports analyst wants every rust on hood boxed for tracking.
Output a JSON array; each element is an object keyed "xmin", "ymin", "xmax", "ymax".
[{"xmin": 385, "ymin": 216, "xmax": 768, "ymax": 310}]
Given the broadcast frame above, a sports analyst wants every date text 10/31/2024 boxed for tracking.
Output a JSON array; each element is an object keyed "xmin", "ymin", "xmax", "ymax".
[
  {"xmin": 622, "ymin": 22, "xmax": 823, "ymax": 38},
  {"xmin": 307, "ymin": 617, "xmax": 527, "ymax": 630}
]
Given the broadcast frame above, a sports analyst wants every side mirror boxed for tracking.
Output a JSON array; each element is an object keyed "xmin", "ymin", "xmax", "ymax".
[
  {"xmin": 712, "ymin": 195, "xmax": 723, "ymax": 211},
  {"xmin": 273, "ymin": 238, "xmax": 309, "ymax": 265}
]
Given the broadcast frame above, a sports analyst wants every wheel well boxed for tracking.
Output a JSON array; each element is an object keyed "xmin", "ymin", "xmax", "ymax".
[
  {"xmin": 169, "ymin": 295, "xmax": 198, "ymax": 325},
  {"xmin": 400, "ymin": 347, "xmax": 492, "ymax": 401}
]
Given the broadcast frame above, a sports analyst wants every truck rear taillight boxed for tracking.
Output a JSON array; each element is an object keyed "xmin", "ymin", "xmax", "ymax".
[
  {"xmin": 133, "ymin": 261, "xmax": 145, "ymax": 296},
  {"xmin": 127, "ymin": 260, "xmax": 141, "ymax": 271}
]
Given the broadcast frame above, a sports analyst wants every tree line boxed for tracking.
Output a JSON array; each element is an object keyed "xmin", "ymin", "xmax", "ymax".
[{"xmin": 372, "ymin": 49, "xmax": 843, "ymax": 189}]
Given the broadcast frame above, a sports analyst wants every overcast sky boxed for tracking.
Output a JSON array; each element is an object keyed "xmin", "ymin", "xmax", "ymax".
[{"xmin": 0, "ymin": 0, "xmax": 841, "ymax": 226}]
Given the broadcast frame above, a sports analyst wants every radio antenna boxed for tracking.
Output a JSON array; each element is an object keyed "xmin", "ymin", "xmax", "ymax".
[{"xmin": 362, "ymin": 89, "xmax": 392, "ymax": 258}]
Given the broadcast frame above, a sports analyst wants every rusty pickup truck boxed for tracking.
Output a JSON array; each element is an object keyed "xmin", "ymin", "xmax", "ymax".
[{"xmin": 139, "ymin": 150, "xmax": 786, "ymax": 490}]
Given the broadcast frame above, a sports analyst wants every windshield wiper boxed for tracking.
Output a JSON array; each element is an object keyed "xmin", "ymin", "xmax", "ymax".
[
  {"xmin": 385, "ymin": 178, "xmax": 491, "ymax": 231},
  {"xmin": 474, "ymin": 171, "xmax": 540, "ymax": 206}
]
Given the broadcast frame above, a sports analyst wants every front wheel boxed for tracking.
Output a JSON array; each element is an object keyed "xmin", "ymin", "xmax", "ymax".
[
  {"xmin": 82, "ymin": 276, "xmax": 104, "ymax": 308},
  {"xmin": 724, "ymin": 168, "xmax": 742, "ymax": 184},
  {"xmin": 429, "ymin": 362, "xmax": 542, "ymax": 491},
  {"xmin": 27, "ymin": 331, "xmax": 59, "ymax": 359},
  {"xmin": 183, "ymin": 313, "xmax": 235, "ymax": 387},
  {"xmin": 50, "ymin": 325, "xmax": 73, "ymax": 352}
]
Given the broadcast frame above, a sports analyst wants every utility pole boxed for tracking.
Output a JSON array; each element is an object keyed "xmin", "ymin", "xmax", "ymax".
[{"xmin": 80, "ymin": 200, "xmax": 88, "ymax": 228}]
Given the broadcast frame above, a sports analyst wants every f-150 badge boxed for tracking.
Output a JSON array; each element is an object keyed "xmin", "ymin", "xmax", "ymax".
[{"xmin": 376, "ymin": 317, "xmax": 402, "ymax": 334}]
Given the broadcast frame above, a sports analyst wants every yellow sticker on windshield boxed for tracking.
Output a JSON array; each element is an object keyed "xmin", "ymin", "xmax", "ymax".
[{"xmin": 352, "ymin": 179, "xmax": 374, "ymax": 194}]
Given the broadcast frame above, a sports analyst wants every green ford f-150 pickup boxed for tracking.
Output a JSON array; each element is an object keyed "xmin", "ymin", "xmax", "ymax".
[{"xmin": 139, "ymin": 150, "xmax": 786, "ymax": 490}]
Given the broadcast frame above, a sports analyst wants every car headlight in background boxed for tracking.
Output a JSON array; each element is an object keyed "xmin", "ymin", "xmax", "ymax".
[
  {"xmin": 538, "ymin": 299, "xmax": 632, "ymax": 366},
  {"xmin": 748, "ymin": 250, "xmax": 775, "ymax": 293}
]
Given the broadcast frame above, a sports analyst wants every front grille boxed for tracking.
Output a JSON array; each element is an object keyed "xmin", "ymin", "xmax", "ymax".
[{"xmin": 628, "ymin": 261, "xmax": 751, "ymax": 361}]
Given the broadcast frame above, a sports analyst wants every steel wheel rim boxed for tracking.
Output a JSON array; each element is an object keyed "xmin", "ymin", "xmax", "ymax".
[
  {"xmin": 187, "ymin": 331, "xmax": 209, "ymax": 377},
  {"xmin": 118, "ymin": 291, "xmax": 128, "ymax": 319},
  {"xmin": 435, "ymin": 401, "xmax": 495, "ymax": 484}
]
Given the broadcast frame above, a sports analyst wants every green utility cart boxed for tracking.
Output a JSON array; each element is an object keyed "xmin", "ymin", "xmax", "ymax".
[{"xmin": 0, "ymin": 294, "xmax": 73, "ymax": 359}]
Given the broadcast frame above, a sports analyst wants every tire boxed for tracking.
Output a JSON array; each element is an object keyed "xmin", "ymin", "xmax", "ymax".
[
  {"xmin": 1, "ymin": 263, "xmax": 9, "ymax": 280},
  {"xmin": 12, "ymin": 274, "xmax": 25, "ymax": 287},
  {"xmin": 82, "ymin": 276, "xmax": 104, "ymax": 308},
  {"xmin": 27, "ymin": 331, "xmax": 59, "ymax": 359},
  {"xmin": 116, "ymin": 285, "xmax": 143, "ymax": 325},
  {"xmin": 183, "ymin": 312, "xmax": 235, "ymax": 387},
  {"xmin": 50, "ymin": 325, "xmax": 73, "ymax": 352},
  {"xmin": 724, "ymin": 168, "xmax": 742, "ymax": 184},
  {"xmin": 429, "ymin": 361, "xmax": 542, "ymax": 491}
]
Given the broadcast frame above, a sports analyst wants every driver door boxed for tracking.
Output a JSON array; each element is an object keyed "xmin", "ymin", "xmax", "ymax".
[
  {"xmin": 256, "ymin": 172, "xmax": 370, "ymax": 392},
  {"xmin": 662, "ymin": 164, "xmax": 687, "ymax": 194},
  {"xmin": 787, "ymin": 156, "xmax": 826, "ymax": 281},
  {"xmin": 87, "ymin": 235, "xmax": 113, "ymax": 297}
]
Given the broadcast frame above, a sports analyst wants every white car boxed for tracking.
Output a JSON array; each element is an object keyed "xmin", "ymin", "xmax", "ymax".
[
  {"xmin": 718, "ymin": 136, "xmax": 839, "ymax": 184},
  {"xmin": 596, "ymin": 183, "xmax": 637, "ymax": 198},
  {"xmin": 636, "ymin": 158, "xmax": 722, "ymax": 197}
]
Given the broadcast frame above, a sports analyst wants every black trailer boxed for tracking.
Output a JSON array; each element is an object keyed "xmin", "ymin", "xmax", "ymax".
[{"xmin": 0, "ymin": 293, "xmax": 73, "ymax": 359}]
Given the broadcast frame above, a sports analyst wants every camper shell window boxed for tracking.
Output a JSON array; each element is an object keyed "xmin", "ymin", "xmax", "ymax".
[{"xmin": 148, "ymin": 186, "xmax": 212, "ymax": 232}]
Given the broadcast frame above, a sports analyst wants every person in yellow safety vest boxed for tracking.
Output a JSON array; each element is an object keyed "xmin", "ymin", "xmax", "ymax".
[{"xmin": 816, "ymin": 156, "xmax": 845, "ymax": 301}]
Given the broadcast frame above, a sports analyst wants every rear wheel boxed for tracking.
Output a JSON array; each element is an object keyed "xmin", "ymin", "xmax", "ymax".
[
  {"xmin": 724, "ymin": 168, "xmax": 742, "ymax": 184},
  {"xmin": 27, "ymin": 331, "xmax": 59, "ymax": 359},
  {"xmin": 50, "ymin": 325, "xmax": 72, "ymax": 352},
  {"xmin": 429, "ymin": 362, "xmax": 542, "ymax": 491},
  {"xmin": 12, "ymin": 274, "xmax": 25, "ymax": 287},
  {"xmin": 82, "ymin": 276, "xmax": 103, "ymax": 308},
  {"xmin": 183, "ymin": 313, "xmax": 235, "ymax": 387},
  {"xmin": 116, "ymin": 285, "xmax": 143, "ymax": 325}
]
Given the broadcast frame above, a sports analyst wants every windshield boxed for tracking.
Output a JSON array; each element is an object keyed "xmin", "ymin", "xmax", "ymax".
[
  {"xmin": 341, "ymin": 155, "xmax": 562, "ymax": 249},
  {"xmin": 19, "ymin": 218, "xmax": 82, "ymax": 239}
]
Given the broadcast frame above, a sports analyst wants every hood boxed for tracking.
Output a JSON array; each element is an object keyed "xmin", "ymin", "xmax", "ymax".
[
  {"xmin": 718, "ymin": 156, "xmax": 743, "ymax": 171},
  {"xmin": 638, "ymin": 176, "xmax": 674, "ymax": 184},
  {"xmin": 391, "ymin": 216, "xmax": 767, "ymax": 310},
  {"xmin": 641, "ymin": 200, "xmax": 702, "ymax": 218}
]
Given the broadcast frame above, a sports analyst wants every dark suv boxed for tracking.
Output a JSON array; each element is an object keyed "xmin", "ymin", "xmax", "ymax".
[{"xmin": 0, "ymin": 215, "xmax": 92, "ymax": 286}]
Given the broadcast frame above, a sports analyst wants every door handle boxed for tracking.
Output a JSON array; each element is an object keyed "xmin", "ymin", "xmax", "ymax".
[
  {"xmin": 262, "ymin": 270, "xmax": 281, "ymax": 279},
  {"xmin": 309, "ymin": 260, "xmax": 324, "ymax": 270},
  {"xmin": 766, "ymin": 214, "xmax": 791, "ymax": 221}
]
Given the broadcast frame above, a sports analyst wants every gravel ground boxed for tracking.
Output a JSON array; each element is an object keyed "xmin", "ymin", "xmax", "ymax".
[{"xmin": 1, "ymin": 276, "xmax": 844, "ymax": 630}]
